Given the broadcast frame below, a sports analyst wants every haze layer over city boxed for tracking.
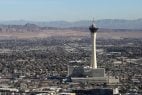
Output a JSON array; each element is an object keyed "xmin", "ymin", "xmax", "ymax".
[{"xmin": 0, "ymin": 0, "xmax": 142, "ymax": 95}]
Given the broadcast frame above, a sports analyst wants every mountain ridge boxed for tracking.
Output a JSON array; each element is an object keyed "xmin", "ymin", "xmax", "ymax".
[{"xmin": 0, "ymin": 19, "xmax": 142, "ymax": 29}]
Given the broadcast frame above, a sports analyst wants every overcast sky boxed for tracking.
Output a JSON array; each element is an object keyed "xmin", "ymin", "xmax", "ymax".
[{"xmin": 0, "ymin": 0, "xmax": 142, "ymax": 21}]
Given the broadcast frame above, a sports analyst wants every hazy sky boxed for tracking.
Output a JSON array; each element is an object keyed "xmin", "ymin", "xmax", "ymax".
[{"xmin": 0, "ymin": 0, "xmax": 142, "ymax": 21}]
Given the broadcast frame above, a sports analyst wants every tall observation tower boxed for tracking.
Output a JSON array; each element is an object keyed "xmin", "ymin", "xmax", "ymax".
[
  {"xmin": 68, "ymin": 20, "xmax": 106, "ymax": 80},
  {"xmin": 89, "ymin": 21, "xmax": 98, "ymax": 69}
]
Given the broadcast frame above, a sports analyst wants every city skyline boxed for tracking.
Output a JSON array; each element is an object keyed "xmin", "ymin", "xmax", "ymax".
[{"xmin": 0, "ymin": 0, "xmax": 142, "ymax": 21}]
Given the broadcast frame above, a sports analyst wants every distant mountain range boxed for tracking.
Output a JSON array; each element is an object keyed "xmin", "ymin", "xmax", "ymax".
[{"xmin": 1, "ymin": 19, "xmax": 142, "ymax": 29}]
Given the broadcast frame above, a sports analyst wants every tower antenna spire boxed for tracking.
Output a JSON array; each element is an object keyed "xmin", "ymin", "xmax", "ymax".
[
  {"xmin": 91, "ymin": 18, "xmax": 96, "ymax": 28},
  {"xmin": 92, "ymin": 18, "xmax": 95, "ymax": 23}
]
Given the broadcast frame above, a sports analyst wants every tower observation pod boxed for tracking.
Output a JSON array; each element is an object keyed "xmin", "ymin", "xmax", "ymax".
[{"xmin": 89, "ymin": 22, "xmax": 98, "ymax": 69}]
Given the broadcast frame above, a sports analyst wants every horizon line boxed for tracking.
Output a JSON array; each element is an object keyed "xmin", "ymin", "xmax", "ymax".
[{"xmin": 0, "ymin": 18, "xmax": 142, "ymax": 22}]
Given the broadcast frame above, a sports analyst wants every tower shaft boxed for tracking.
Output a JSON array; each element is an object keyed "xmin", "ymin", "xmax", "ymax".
[{"xmin": 91, "ymin": 32, "xmax": 97, "ymax": 69}]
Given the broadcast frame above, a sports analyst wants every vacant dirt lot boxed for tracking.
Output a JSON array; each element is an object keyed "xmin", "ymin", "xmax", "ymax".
[{"xmin": 0, "ymin": 29, "xmax": 142, "ymax": 40}]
